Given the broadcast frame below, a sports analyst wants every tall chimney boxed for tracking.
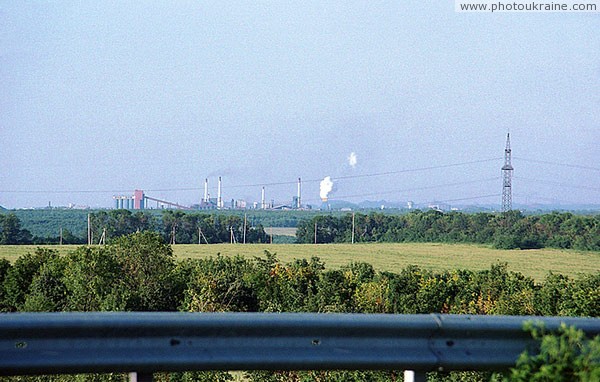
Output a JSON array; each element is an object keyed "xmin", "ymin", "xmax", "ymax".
[
  {"xmin": 203, "ymin": 178, "xmax": 208, "ymax": 203},
  {"xmin": 297, "ymin": 177, "xmax": 301, "ymax": 209},
  {"xmin": 261, "ymin": 186, "xmax": 266, "ymax": 209},
  {"xmin": 217, "ymin": 176, "xmax": 222, "ymax": 209}
]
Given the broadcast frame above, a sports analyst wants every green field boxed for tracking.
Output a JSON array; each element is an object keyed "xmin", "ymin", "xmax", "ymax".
[{"xmin": 2, "ymin": 243, "xmax": 599, "ymax": 282}]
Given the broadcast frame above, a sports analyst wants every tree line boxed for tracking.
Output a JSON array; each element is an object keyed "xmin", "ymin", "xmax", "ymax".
[
  {"xmin": 3, "ymin": 209, "xmax": 600, "ymax": 251},
  {"xmin": 0, "ymin": 232, "xmax": 598, "ymax": 381},
  {"xmin": 2, "ymin": 208, "xmax": 323, "ymax": 242},
  {"xmin": 0, "ymin": 210, "xmax": 270, "ymax": 245},
  {"xmin": 297, "ymin": 210, "xmax": 600, "ymax": 250}
]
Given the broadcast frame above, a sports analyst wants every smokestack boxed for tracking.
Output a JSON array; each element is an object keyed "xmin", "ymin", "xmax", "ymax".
[
  {"xmin": 217, "ymin": 177, "xmax": 222, "ymax": 209},
  {"xmin": 297, "ymin": 177, "xmax": 301, "ymax": 209},
  {"xmin": 261, "ymin": 186, "xmax": 266, "ymax": 209},
  {"xmin": 203, "ymin": 178, "xmax": 208, "ymax": 203}
]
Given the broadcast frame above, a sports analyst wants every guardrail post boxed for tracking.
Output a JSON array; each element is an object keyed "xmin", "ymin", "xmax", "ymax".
[
  {"xmin": 404, "ymin": 370, "xmax": 426, "ymax": 382},
  {"xmin": 129, "ymin": 372, "xmax": 153, "ymax": 382}
]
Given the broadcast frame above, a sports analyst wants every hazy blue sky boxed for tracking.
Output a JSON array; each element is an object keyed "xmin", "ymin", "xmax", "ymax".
[{"xmin": 1, "ymin": 2, "xmax": 598, "ymax": 209}]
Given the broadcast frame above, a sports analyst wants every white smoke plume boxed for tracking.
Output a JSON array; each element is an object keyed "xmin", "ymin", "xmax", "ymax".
[
  {"xmin": 320, "ymin": 176, "xmax": 334, "ymax": 201},
  {"xmin": 348, "ymin": 152, "xmax": 357, "ymax": 168}
]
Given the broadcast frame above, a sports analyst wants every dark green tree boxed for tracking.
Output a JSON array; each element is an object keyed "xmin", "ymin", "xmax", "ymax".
[
  {"xmin": 0, "ymin": 258, "xmax": 11, "ymax": 311},
  {"xmin": 0, "ymin": 213, "xmax": 32, "ymax": 244},
  {"xmin": 62, "ymin": 246, "xmax": 128, "ymax": 311},
  {"xmin": 507, "ymin": 323, "xmax": 600, "ymax": 381},
  {"xmin": 108, "ymin": 231, "xmax": 180, "ymax": 311},
  {"xmin": 22, "ymin": 256, "xmax": 68, "ymax": 312},
  {"xmin": 2, "ymin": 248, "xmax": 60, "ymax": 311},
  {"xmin": 181, "ymin": 255, "xmax": 258, "ymax": 312}
]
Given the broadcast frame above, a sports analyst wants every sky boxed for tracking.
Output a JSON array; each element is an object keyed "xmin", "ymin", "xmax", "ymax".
[{"xmin": 1, "ymin": 1, "xmax": 599, "ymax": 209}]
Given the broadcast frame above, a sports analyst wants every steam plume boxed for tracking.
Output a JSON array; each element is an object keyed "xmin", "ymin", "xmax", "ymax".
[
  {"xmin": 320, "ymin": 176, "xmax": 334, "ymax": 202},
  {"xmin": 348, "ymin": 152, "xmax": 357, "ymax": 168}
]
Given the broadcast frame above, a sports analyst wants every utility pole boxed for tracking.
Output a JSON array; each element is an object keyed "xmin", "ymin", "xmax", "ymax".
[
  {"xmin": 501, "ymin": 133, "xmax": 514, "ymax": 213},
  {"xmin": 87, "ymin": 214, "xmax": 91, "ymax": 246},
  {"xmin": 243, "ymin": 213, "xmax": 247, "ymax": 244},
  {"xmin": 217, "ymin": 176, "xmax": 223, "ymax": 209},
  {"xmin": 170, "ymin": 224, "xmax": 176, "ymax": 245},
  {"xmin": 99, "ymin": 228, "xmax": 106, "ymax": 245},
  {"xmin": 59, "ymin": 227, "xmax": 63, "ymax": 246},
  {"xmin": 297, "ymin": 177, "xmax": 301, "ymax": 209},
  {"xmin": 198, "ymin": 227, "xmax": 209, "ymax": 244},
  {"xmin": 314, "ymin": 221, "xmax": 317, "ymax": 244},
  {"xmin": 351, "ymin": 213, "xmax": 355, "ymax": 244}
]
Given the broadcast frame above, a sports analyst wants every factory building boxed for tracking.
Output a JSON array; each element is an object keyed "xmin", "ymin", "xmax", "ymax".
[{"xmin": 113, "ymin": 190, "xmax": 145, "ymax": 209}]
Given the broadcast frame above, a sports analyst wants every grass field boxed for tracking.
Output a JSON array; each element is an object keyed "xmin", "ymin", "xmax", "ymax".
[{"xmin": 1, "ymin": 242, "xmax": 599, "ymax": 282}]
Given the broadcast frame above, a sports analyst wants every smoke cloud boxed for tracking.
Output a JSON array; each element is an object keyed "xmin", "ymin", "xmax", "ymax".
[
  {"xmin": 320, "ymin": 176, "xmax": 334, "ymax": 201},
  {"xmin": 348, "ymin": 152, "xmax": 357, "ymax": 168}
]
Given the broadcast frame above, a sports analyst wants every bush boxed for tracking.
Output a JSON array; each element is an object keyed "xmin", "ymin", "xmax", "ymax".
[
  {"xmin": 2, "ymin": 248, "xmax": 60, "ymax": 311},
  {"xmin": 507, "ymin": 323, "xmax": 600, "ymax": 381}
]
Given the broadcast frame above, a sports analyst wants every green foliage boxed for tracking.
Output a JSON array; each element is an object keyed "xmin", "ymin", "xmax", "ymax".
[
  {"xmin": 155, "ymin": 371, "xmax": 233, "ymax": 382},
  {"xmin": 2, "ymin": 243, "xmax": 598, "ymax": 318},
  {"xmin": 384, "ymin": 266, "xmax": 423, "ymax": 314},
  {"xmin": 507, "ymin": 323, "xmax": 600, "ymax": 381},
  {"xmin": 248, "ymin": 251, "xmax": 325, "ymax": 312},
  {"xmin": 0, "ymin": 258, "xmax": 11, "ymax": 311},
  {"xmin": 108, "ymin": 231, "xmax": 180, "ymax": 311},
  {"xmin": 535, "ymin": 273, "xmax": 573, "ymax": 316},
  {"xmin": 22, "ymin": 256, "xmax": 68, "ymax": 312},
  {"xmin": 310, "ymin": 269, "xmax": 354, "ymax": 312},
  {"xmin": 568, "ymin": 273, "xmax": 600, "ymax": 317},
  {"xmin": 245, "ymin": 370, "xmax": 401, "ymax": 382},
  {"xmin": 62, "ymin": 246, "xmax": 128, "ymax": 311},
  {"xmin": 296, "ymin": 211, "xmax": 600, "ymax": 251},
  {"xmin": 1, "ymin": 238, "xmax": 599, "ymax": 380},
  {"xmin": 0, "ymin": 374, "xmax": 127, "ymax": 381},
  {"xmin": 4, "ymin": 209, "xmax": 599, "ymax": 251},
  {"xmin": 181, "ymin": 255, "xmax": 258, "ymax": 312},
  {"xmin": 0, "ymin": 213, "xmax": 32, "ymax": 244},
  {"xmin": 246, "ymin": 370, "xmax": 503, "ymax": 382},
  {"xmin": 3, "ymin": 209, "xmax": 90, "ymax": 241},
  {"xmin": 2, "ymin": 248, "xmax": 60, "ymax": 311}
]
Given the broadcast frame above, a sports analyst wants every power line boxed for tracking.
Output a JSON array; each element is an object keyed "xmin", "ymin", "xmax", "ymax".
[
  {"xmin": 0, "ymin": 189, "xmax": 132, "ymax": 194},
  {"xmin": 227, "ymin": 157, "xmax": 502, "ymax": 188},
  {"xmin": 514, "ymin": 157, "xmax": 600, "ymax": 172},
  {"xmin": 514, "ymin": 176, "xmax": 600, "ymax": 192},
  {"xmin": 435, "ymin": 194, "xmax": 500, "ymax": 204},
  {"xmin": 0, "ymin": 157, "xmax": 502, "ymax": 194},
  {"xmin": 327, "ymin": 158, "xmax": 502, "ymax": 182},
  {"xmin": 512, "ymin": 193, "xmax": 599, "ymax": 207},
  {"xmin": 302, "ymin": 178, "xmax": 499, "ymax": 203}
]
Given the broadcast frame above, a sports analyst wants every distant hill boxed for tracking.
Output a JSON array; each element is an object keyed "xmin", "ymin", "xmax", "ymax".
[
  {"xmin": 328, "ymin": 200, "xmax": 600, "ymax": 213},
  {"xmin": 0, "ymin": 205, "xmax": 6, "ymax": 211}
]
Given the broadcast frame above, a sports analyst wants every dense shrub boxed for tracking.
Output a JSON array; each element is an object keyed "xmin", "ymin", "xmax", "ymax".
[
  {"xmin": 0, "ymin": 232, "xmax": 598, "ymax": 381},
  {"xmin": 507, "ymin": 323, "xmax": 600, "ymax": 381}
]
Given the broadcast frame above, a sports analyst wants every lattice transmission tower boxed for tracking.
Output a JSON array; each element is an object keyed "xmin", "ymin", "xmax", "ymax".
[{"xmin": 501, "ymin": 133, "xmax": 514, "ymax": 212}]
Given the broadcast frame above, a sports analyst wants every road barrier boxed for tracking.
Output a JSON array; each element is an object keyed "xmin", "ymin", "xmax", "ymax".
[{"xmin": 1, "ymin": 313, "xmax": 599, "ymax": 381}]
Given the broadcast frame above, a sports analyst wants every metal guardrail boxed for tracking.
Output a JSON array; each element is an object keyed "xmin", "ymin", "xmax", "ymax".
[{"xmin": 0, "ymin": 313, "xmax": 599, "ymax": 379}]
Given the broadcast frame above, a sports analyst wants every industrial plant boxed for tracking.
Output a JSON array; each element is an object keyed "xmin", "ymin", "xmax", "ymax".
[
  {"xmin": 111, "ymin": 135, "xmax": 516, "ymax": 212},
  {"xmin": 113, "ymin": 177, "xmax": 305, "ymax": 211}
]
